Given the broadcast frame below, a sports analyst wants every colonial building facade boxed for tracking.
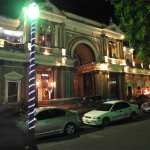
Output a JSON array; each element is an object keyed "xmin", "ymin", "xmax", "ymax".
[{"xmin": 0, "ymin": 1, "xmax": 149, "ymax": 105}]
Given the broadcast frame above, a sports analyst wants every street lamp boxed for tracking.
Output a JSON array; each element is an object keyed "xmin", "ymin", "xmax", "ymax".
[{"xmin": 27, "ymin": 2, "xmax": 39, "ymax": 149}]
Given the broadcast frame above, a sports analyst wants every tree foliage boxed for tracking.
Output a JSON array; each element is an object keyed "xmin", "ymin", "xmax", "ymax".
[{"xmin": 110, "ymin": 0, "xmax": 150, "ymax": 62}]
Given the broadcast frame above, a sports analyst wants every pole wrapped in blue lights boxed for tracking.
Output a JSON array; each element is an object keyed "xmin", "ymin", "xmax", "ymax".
[
  {"xmin": 28, "ymin": 20, "xmax": 36, "ymax": 131},
  {"xmin": 27, "ymin": 2, "xmax": 39, "ymax": 141}
]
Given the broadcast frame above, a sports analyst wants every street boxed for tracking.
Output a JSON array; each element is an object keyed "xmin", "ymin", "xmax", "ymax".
[{"xmin": 36, "ymin": 113, "xmax": 150, "ymax": 150}]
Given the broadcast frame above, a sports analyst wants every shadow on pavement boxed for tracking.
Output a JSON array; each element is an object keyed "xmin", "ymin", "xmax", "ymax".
[{"xmin": 35, "ymin": 125, "xmax": 104, "ymax": 144}]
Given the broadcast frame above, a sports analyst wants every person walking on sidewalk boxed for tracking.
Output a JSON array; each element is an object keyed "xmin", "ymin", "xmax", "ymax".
[{"xmin": 19, "ymin": 98, "xmax": 26, "ymax": 113}]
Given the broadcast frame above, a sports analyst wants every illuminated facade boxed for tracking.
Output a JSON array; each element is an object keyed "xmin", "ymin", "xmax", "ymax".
[{"xmin": 0, "ymin": 1, "xmax": 149, "ymax": 105}]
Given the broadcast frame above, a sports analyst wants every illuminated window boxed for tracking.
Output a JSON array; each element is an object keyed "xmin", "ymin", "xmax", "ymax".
[
  {"xmin": 39, "ymin": 34, "xmax": 45, "ymax": 46},
  {"xmin": 38, "ymin": 20, "xmax": 53, "ymax": 47},
  {"xmin": 45, "ymin": 33, "xmax": 52, "ymax": 47},
  {"xmin": 39, "ymin": 32, "xmax": 52, "ymax": 47},
  {"xmin": 109, "ymin": 41, "xmax": 116, "ymax": 58}
]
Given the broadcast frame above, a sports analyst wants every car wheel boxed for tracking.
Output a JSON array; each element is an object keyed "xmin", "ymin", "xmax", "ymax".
[
  {"xmin": 64, "ymin": 123, "xmax": 75, "ymax": 135},
  {"xmin": 102, "ymin": 117, "xmax": 110, "ymax": 127},
  {"xmin": 130, "ymin": 112, "xmax": 137, "ymax": 121}
]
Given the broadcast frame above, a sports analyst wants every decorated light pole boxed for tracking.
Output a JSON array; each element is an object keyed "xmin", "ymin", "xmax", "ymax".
[{"xmin": 27, "ymin": 2, "xmax": 39, "ymax": 148}]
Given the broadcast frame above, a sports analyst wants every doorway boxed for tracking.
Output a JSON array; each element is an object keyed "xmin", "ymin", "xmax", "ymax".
[
  {"xmin": 109, "ymin": 73, "xmax": 119, "ymax": 99},
  {"xmin": 8, "ymin": 82, "xmax": 18, "ymax": 102},
  {"xmin": 83, "ymin": 73, "xmax": 93, "ymax": 96},
  {"xmin": 73, "ymin": 43, "xmax": 95, "ymax": 97}
]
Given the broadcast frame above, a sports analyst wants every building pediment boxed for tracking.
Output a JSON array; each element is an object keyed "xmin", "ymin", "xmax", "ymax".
[
  {"xmin": 38, "ymin": 1, "xmax": 63, "ymax": 15},
  {"xmin": 105, "ymin": 24, "xmax": 124, "ymax": 34},
  {"xmin": 4, "ymin": 71, "xmax": 23, "ymax": 80}
]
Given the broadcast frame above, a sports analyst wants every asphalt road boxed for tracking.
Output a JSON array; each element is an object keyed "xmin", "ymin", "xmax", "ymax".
[{"xmin": 36, "ymin": 112, "xmax": 150, "ymax": 150}]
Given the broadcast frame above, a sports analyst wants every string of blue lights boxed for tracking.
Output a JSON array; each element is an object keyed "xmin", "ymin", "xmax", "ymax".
[{"xmin": 28, "ymin": 20, "xmax": 36, "ymax": 131}]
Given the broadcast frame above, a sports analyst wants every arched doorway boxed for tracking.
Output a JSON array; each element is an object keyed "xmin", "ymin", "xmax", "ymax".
[{"xmin": 73, "ymin": 44, "xmax": 95, "ymax": 97}]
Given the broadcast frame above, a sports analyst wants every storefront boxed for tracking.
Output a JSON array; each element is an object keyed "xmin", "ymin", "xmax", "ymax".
[{"xmin": 36, "ymin": 65, "xmax": 55, "ymax": 101}]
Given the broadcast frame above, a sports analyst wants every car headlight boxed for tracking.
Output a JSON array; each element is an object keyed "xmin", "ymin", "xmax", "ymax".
[{"xmin": 92, "ymin": 116, "xmax": 100, "ymax": 119}]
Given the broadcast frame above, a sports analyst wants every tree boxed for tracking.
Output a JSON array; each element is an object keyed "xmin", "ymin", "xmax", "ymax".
[{"xmin": 110, "ymin": 0, "xmax": 150, "ymax": 62}]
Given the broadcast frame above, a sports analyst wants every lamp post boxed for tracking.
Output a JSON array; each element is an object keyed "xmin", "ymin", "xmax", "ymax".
[{"xmin": 27, "ymin": 2, "xmax": 39, "ymax": 149}]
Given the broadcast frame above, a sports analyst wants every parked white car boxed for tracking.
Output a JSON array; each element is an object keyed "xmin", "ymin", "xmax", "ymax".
[
  {"xmin": 82, "ymin": 100, "xmax": 139, "ymax": 127},
  {"xmin": 16, "ymin": 107, "xmax": 81, "ymax": 138}
]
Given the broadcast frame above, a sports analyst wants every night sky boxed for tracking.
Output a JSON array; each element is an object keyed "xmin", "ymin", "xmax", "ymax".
[{"xmin": 0, "ymin": 0, "xmax": 117, "ymax": 25}]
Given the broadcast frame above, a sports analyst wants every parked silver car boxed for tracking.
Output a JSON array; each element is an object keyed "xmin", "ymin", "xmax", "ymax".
[{"xmin": 16, "ymin": 107, "xmax": 81, "ymax": 138}]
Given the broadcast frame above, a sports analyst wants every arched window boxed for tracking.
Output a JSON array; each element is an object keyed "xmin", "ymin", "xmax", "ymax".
[{"xmin": 38, "ymin": 20, "xmax": 53, "ymax": 48}]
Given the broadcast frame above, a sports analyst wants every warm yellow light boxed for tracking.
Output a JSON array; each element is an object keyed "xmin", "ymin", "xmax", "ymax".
[
  {"xmin": 111, "ymin": 58, "xmax": 116, "ymax": 64},
  {"xmin": 121, "ymin": 35, "xmax": 125, "ymax": 39},
  {"xmin": 104, "ymin": 56, "xmax": 109, "ymax": 63},
  {"xmin": 28, "ymin": 43, "xmax": 31, "ymax": 50},
  {"xmin": 123, "ymin": 47, "xmax": 126, "ymax": 52},
  {"xmin": 130, "ymin": 48, "xmax": 134, "ymax": 53},
  {"xmin": 56, "ymin": 61, "xmax": 61, "ymax": 66},
  {"xmin": 62, "ymin": 57, "xmax": 67, "ymax": 65},
  {"xmin": 62, "ymin": 48, "xmax": 66, "ymax": 56},
  {"xmin": 51, "ymin": 82, "xmax": 56, "ymax": 88},
  {"xmin": 36, "ymin": 81, "xmax": 40, "ymax": 87},
  {"xmin": 44, "ymin": 50, "xmax": 49, "ymax": 55},
  {"xmin": 100, "ymin": 63, "xmax": 108, "ymax": 71},
  {"xmin": 0, "ymin": 39, "xmax": 4, "ymax": 47},
  {"xmin": 141, "ymin": 63, "xmax": 143, "ymax": 68}
]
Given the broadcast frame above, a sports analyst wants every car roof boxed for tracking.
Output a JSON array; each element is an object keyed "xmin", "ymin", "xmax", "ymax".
[
  {"xmin": 103, "ymin": 100, "xmax": 124, "ymax": 104},
  {"xmin": 34, "ymin": 106, "xmax": 64, "ymax": 113}
]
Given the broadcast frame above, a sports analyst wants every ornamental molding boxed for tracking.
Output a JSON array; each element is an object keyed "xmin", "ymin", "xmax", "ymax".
[{"xmin": 4, "ymin": 71, "xmax": 23, "ymax": 81}]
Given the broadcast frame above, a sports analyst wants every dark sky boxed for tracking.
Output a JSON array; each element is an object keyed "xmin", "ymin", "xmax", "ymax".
[
  {"xmin": 0, "ymin": 0, "xmax": 117, "ymax": 25},
  {"xmin": 51, "ymin": 0, "xmax": 117, "ymax": 25}
]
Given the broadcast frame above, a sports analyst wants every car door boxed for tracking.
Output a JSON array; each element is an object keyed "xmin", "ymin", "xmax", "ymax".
[
  {"xmin": 46, "ymin": 109, "xmax": 67, "ymax": 133},
  {"xmin": 110, "ymin": 102, "xmax": 123, "ymax": 121},
  {"xmin": 34, "ymin": 110, "xmax": 49, "ymax": 135},
  {"xmin": 120, "ymin": 102, "xmax": 132, "ymax": 119}
]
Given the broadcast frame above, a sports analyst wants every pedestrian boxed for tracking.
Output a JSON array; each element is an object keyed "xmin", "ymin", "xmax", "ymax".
[{"xmin": 20, "ymin": 98, "xmax": 26, "ymax": 113}]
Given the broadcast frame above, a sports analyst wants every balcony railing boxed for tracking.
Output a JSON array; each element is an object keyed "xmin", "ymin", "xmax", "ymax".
[
  {"xmin": 104, "ymin": 56, "xmax": 150, "ymax": 69},
  {"xmin": 104, "ymin": 56, "xmax": 126, "ymax": 66},
  {"xmin": 0, "ymin": 39, "xmax": 24, "ymax": 52},
  {"xmin": 0, "ymin": 39, "xmax": 61, "ymax": 56}
]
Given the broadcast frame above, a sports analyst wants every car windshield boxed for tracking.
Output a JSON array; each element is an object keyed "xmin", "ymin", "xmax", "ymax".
[{"xmin": 96, "ymin": 103, "xmax": 113, "ymax": 111}]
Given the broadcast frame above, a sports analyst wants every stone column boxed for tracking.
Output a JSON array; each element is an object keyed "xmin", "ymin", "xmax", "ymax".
[
  {"xmin": 118, "ymin": 73, "xmax": 122, "ymax": 99},
  {"xmin": 53, "ymin": 67, "xmax": 59, "ymax": 98},
  {"xmin": 64, "ymin": 67, "xmax": 74, "ymax": 97},
  {"xmin": 121, "ymin": 72, "xmax": 126, "ymax": 100},
  {"xmin": 101, "ymin": 34, "xmax": 107, "ymax": 62},
  {"xmin": 107, "ymin": 72, "xmax": 111, "ymax": 98},
  {"xmin": 23, "ymin": 19, "xmax": 30, "ymax": 44},
  {"xmin": 94, "ymin": 72, "xmax": 101, "ymax": 96},
  {"xmin": 0, "ymin": 60, "xmax": 2, "ymax": 101},
  {"xmin": 54, "ymin": 66, "xmax": 66, "ymax": 98},
  {"xmin": 60, "ymin": 66, "xmax": 66, "ymax": 98},
  {"xmin": 35, "ymin": 21, "xmax": 39, "ymax": 44},
  {"xmin": 60, "ymin": 23, "xmax": 65, "ymax": 48},
  {"xmin": 54, "ymin": 25, "xmax": 59, "ymax": 47},
  {"xmin": 103, "ymin": 73, "xmax": 108, "ymax": 99}
]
